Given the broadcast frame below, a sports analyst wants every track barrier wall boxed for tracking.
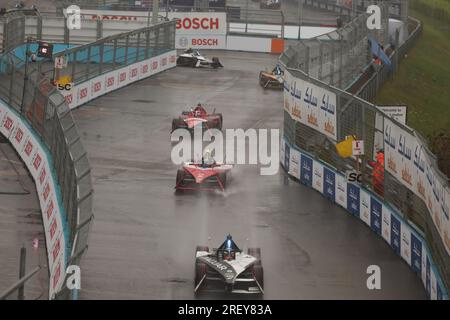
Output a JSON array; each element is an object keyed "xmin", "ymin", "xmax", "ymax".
[
  {"xmin": 280, "ymin": 2, "xmax": 450, "ymax": 299},
  {"xmin": 0, "ymin": 17, "xmax": 176, "ymax": 299},
  {"xmin": 281, "ymin": 138, "xmax": 448, "ymax": 300}
]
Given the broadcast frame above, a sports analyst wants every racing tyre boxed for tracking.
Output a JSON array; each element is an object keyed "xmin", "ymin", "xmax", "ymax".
[
  {"xmin": 253, "ymin": 265, "xmax": 264, "ymax": 290},
  {"xmin": 195, "ymin": 262, "xmax": 207, "ymax": 288},
  {"xmin": 172, "ymin": 119, "xmax": 178, "ymax": 132},
  {"xmin": 211, "ymin": 57, "xmax": 222, "ymax": 69},
  {"xmin": 247, "ymin": 248, "xmax": 262, "ymax": 266},
  {"xmin": 217, "ymin": 113, "xmax": 223, "ymax": 130},
  {"xmin": 195, "ymin": 245, "xmax": 209, "ymax": 253},
  {"xmin": 218, "ymin": 172, "xmax": 227, "ymax": 189},
  {"xmin": 176, "ymin": 169, "xmax": 186, "ymax": 186},
  {"xmin": 190, "ymin": 58, "xmax": 198, "ymax": 68},
  {"xmin": 176, "ymin": 57, "xmax": 186, "ymax": 66}
]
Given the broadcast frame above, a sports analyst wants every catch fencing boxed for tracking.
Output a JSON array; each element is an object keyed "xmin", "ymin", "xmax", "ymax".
[
  {"xmin": 280, "ymin": 5, "xmax": 450, "ymax": 297},
  {"xmin": 0, "ymin": 9, "xmax": 175, "ymax": 299},
  {"xmin": 280, "ymin": 2, "xmax": 389, "ymax": 90}
]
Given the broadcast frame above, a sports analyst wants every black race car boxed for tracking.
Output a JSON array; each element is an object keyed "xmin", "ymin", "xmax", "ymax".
[{"xmin": 194, "ymin": 235, "xmax": 264, "ymax": 295}]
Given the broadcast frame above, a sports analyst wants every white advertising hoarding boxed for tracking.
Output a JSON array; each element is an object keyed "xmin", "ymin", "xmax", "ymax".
[
  {"xmin": 289, "ymin": 148, "xmax": 301, "ymax": 179},
  {"xmin": 335, "ymin": 174, "xmax": 347, "ymax": 209},
  {"xmin": 384, "ymin": 118, "xmax": 450, "ymax": 255},
  {"xmin": 360, "ymin": 189, "xmax": 371, "ymax": 226},
  {"xmin": 284, "ymin": 70, "xmax": 337, "ymax": 140},
  {"xmin": 0, "ymin": 101, "xmax": 67, "ymax": 298}
]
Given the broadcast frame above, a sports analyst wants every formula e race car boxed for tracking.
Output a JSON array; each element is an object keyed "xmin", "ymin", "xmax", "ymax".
[
  {"xmin": 194, "ymin": 235, "xmax": 264, "ymax": 295},
  {"xmin": 176, "ymin": 49, "xmax": 223, "ymax": 69},
  {"xmin": 175, "ymin": 155, "xmax": 232, "ymax": 192},
  {"xmin": 171, "ymin": 104, "xmax": 223, "ymax": 132},
  {"xmin": 259, "ymin": 65, "xmax": 284, "ymax": 90}
]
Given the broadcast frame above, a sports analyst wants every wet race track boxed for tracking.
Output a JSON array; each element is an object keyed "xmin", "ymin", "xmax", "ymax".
[{"xmin": 72, "ymin": 51, "xmax": 426, "ymax": 299}]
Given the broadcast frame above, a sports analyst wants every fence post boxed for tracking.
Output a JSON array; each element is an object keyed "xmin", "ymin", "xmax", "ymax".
[
  {"xmin": 96, "ymin": 19, "xmax": 103, "ymax": 40},
  {"xmin": 64, "ymin": 17, "xmax": 69, "ymax": 44},
  {"xmin": 99, "ymin": 43, "xmax": 104, "ymax": 75},
  {"xmin": 112, "ymin": 39, "xmax": 117, "ymax": 69},
  {"xmin": 17, "ymin": 245, "xmax": 26, "ymax": 300},
  {"xmin": 124, "ymin": 35, "xmax": 130, "ymax": 65},
  {"xmin": 37, "ymin": 16, "xmax": 42, "ymax": 41}
]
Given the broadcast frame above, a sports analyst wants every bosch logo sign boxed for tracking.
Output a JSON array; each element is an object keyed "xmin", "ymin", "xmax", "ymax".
[
  {"xmin": 46, "ymin": 200, "xmax": 54, "ymax": 220},
  {"xmin": 39, "ymin": 167, "xmax": 46, "ymax": 185},
  {"xmin": 65, "ymin": 94, "xmax": 73, "ymax": 104},
  {"xmin": 15, "ymin": 128, "xmax": 23, "ymax": 143},
  {"xmin": 176, "ymin": 17, "xmax": 219, "ymax": 31},
  {"xmin": 107, "ymin": 76, "xmax": 115, "ymax": 87},
  {"xmin": 130, "ymin": 68, "xmax": 138, "ymax": 77},
  {"xmin": 4, "ymin": 116, "xmax": 13, "ymax": 130},
  {"xmin": 33, "ymin": 154, "xmax": 42, "ymax": 170},
  {"xmin": 79, "ymin": 88, "xmax": 88, "ymax": 99},
  {"xmin": 52, "ymin": 262, "xmax": 61, "ymax": 289},
  {"xmin": 93, "ymin": 81, "xmax": 102, "ymax": 92},
  {"xmin": 119, "ymin": 72, "xmax": 126, "ymax": 82},
  {"xmin": 152, "ymin": 61, "xmax": 158, "ymax": 70},
  {"xmin": 192, "ymin": 38, "xmax": 219, "ymax": 46},
  {"xmin": 25, "ymin": 141, "xmax": 33, "ymax": 156},
  {"xmin": 142, "ymin": 64, "xmax": 149, "ymax": 73},
  {"xmin": 43, "ymin": 183, "xmax": 50, "ymax": 201},
  {"xmin": 50, "ymin": 219, "xmax": 58, "ymax": 240}
]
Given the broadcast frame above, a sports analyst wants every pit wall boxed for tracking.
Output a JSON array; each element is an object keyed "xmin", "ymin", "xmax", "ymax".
[
  {"xmin": 0, "ymin": 100, "xmax": 68, "ymax": 298},
  {"xmin": 281, "ymin": 137, "xmax": 449, "ymax": 300}
]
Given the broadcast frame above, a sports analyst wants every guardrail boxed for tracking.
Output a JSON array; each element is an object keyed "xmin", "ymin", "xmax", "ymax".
[
  {"xmin": 280, "ymin": 5, "xmax": 450, "ymax": 298},
  {"xmin": 0, "ymin": 12, "xmax": 176, "ymax": 299}
]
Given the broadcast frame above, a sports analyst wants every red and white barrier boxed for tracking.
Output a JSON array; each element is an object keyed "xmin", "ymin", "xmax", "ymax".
[
  {"xmin": 0, "ymin": 102, "xmax": 67, "ymax": 299},
  {"xmin": 64, "ymin": 50, "xmax": 176, "ymax": 110}
]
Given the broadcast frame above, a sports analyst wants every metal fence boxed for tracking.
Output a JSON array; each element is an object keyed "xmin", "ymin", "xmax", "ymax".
[
  {"xmin": 281, "ymin": 10, "xmax": 450, "ymax": 293},
  {"xmin": 0, "ymin": 49, "xmax": 94, "ymax": 300},
  {"xmin": 280, "ymin": 3, "xmax": 388, "ymax": 90},
  {"xmin": 0, "ymin": 10, "xmax": 175, "ymax": 299},
  {"xmin": 52, "ymin": 20, "xmax": 175, "ymax": 84}
]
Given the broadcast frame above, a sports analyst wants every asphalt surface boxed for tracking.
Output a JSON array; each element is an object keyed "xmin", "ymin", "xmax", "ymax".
[
  {"xmin": 72, "ymin": 50, "xmax": 426, "ymax": 299},
  {"xmin": 0, "ymin": 142, "xmax": 48, "ymax": 300}
]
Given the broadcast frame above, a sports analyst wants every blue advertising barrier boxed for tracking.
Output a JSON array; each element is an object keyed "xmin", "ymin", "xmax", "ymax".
[{"xmin": 281, "ymin": 137, "xmax": 449, "ymax": 300}]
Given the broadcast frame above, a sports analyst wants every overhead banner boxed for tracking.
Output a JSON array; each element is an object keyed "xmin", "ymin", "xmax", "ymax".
[
  {"xmin": 284, "ymin": 70, "xmax": 337, "ymax": 140},
  {"xmin": 384, "ymin": 118, "xmax": 450, "ymax": 255}
]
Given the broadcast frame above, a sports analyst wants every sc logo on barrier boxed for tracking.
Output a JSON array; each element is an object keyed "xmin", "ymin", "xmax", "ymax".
[
  {"xmin": 346, "ymin": 170, "xmax": 362, "ymax": 183},
  {"xmin": 57, "ymin": 83, "xmax": 73, "ymax": 91}
]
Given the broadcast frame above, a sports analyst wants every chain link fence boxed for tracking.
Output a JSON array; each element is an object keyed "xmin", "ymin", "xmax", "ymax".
[
  {"xmin": 51, "ymin": 20, "xmax": 175, "ymax": 84},
  {"xmin": 280, "ymin": 1, "xmax": 389, "ymax": 90},
  {"xmin": 281, "ymin": 8, "xmax": 450, "ymax": 293}
]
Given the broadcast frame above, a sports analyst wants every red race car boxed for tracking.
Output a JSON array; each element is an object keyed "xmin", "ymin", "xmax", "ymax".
[
  {"xmin": 172, "ymin": 104, "xmax": 223, "ymax": 133},
  {"xmin": 175, "ymin": 156, "xmax": 233, "ymax": 192}
]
